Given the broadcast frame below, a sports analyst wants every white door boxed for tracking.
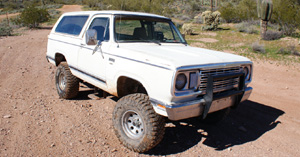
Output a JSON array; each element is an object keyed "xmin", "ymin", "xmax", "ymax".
[{"xmin": 77, "ymin": 15, "xmax": 111, "ymax": 88}]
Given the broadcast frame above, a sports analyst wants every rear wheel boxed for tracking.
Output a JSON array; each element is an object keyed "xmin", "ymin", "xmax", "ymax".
[
  {"xmin": 113, "ymin": 93, "xmax": 165, "ymax": 153},
  {"xmin": 55, "ymin": 62, "xmax": 79, "ymax": 99}
]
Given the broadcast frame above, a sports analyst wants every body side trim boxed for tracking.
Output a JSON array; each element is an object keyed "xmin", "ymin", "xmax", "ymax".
[{"xmin": 69, "ymin": 65, "xmax": 106, "ymax": 84}]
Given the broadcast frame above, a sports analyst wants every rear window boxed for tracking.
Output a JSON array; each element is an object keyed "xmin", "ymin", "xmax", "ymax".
[{"xmin": 55, "ymin": 15, "xmax": 89, "ymax": 36}]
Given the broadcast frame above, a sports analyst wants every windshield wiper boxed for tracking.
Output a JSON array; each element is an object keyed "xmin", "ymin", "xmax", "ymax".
[{"xmin": 146, "ymin": 40, "xmax": 161, "ymax": 46}]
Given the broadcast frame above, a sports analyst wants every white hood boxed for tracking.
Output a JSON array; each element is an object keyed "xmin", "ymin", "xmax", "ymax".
[{"xmin": 118, "ymin": 43, "xmax": 251, "ymax": 70}]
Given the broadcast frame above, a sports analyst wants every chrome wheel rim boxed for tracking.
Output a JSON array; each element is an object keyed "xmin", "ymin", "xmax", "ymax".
[
  {"xmin": 58, "ymin": 72, "xmax": 66, "ymax": 90},
  {"xmin": 121, "ymin": 110, "xmax": 145, "ymax": 139}
]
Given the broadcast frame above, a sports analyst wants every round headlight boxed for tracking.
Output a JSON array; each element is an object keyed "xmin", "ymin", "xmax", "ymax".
[
  {"xmin": 175, "ymin": 73, "xmax": 187, "ymax": 90},
  {"xmin": 243, "ymin": 67, "xmax": 250, "ymax": 80}
]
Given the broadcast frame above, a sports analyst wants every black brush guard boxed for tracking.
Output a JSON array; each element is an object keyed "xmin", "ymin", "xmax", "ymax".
[{"xmin": 202, "ymin": 72, "xmax": 245, "ymax": 119}]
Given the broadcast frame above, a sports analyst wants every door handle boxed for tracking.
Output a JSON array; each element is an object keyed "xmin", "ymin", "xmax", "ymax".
[{"xmin": 109, "ymin": 58, "xmax": 115, "ymax": 65}]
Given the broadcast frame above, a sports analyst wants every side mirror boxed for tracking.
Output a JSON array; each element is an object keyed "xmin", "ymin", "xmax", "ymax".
[{"xmin": 86, "ymin": 29, "xmax": 98, "ymax": 45}]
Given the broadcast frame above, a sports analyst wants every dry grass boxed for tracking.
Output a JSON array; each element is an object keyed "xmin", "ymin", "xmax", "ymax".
[{"xmin": 184, "ymin": 23, "xmax": 300, "ymax": 63}]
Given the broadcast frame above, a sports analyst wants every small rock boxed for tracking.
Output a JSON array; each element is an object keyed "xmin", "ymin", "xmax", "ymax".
[
  {"xmin": 202, "ymin": 132, "xmax": 208, "ymax": 136},
  {"xmin": 228, "ymin": 147, "xmax": 232, "ymax": 151},
  {"xmin": 165, "ymin": 123, "xmax": 176, "ymax": 127},
  {"xmin": 51, "ymin": 143, "xmax": 55, "ymax": 147},
  {"xmin": 111, "ymin": 148, "xmax": 117, "ymax": 152},
  {"xmin": 3, "ymin": 115, "xmax": 12, "ymax": 119},
  {"xmin": 238, "ymin": 126, "xmax": 247, "ymax": 132}
]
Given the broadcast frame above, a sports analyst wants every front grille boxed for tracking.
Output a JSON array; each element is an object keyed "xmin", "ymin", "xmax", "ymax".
[{"xmin": 199, "ymin": 67, "xmax": 242, "ymax": 94}]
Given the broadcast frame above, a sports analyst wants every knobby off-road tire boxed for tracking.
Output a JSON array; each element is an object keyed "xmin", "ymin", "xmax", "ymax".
[
  {"xmin": 201, "ymin": 108, "xmax": 231, "ymax": 124},
  {"xmin": 55, "ymin": 62, "xmax": 79, "ymax": 99},
  {"xmin": 113, "ymin": 93, "xmax": 165, "ymax": 153}
]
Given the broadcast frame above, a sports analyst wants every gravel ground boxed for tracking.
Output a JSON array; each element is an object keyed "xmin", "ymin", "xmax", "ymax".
[{"xmin": 1, "ymin": 6, "xmax": 300, "ymax": 156}]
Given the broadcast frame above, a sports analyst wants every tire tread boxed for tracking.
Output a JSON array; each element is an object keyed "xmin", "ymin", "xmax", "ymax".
[
  {"xmin": 113, "ymin": 93, "xmax": 165, "ymax": 153},
  {"xmin": 55, "ymin": 62, "xmax": 79, "ymax": 99}
]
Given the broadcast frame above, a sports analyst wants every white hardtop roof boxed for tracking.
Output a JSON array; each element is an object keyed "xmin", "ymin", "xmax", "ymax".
[{"xmin": 62, "ymin": 10, "xmax": 170, "ymax": 20}]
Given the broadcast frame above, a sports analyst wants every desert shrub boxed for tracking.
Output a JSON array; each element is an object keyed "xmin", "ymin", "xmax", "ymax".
[
  {"xmin": 191, "ymin": 2, "xmax": 201, "ymax": 12},
  {"xmin": 219, "ymin": 2, "xmax": 239, "ymax": 23},
  {"xmin": 83, "ymin": 0, "xmax": 100, "ymax": 8},
  {"xmin": 3, "ymin": 17, "xmax": 22, "ymax": 29},
  {"xmin": 252, "ymin": 42, "xmax": 266, "ymax": 54},
  {"xmin": 182, "ymin": 23, "xmax": 193, "ymax": 35},
  {"xmin": 201, "ymin": 10, "xmax": 221, "ymax": 31},
  {"xmin": 237, "ymin": 0, "xmax": 257, "ymax": 21},
  {"xmin": 175, "ymin": 22, "xmax": 183, "ymax": 30},
  {"xmin": 272, "ymin": 0, "xmax": 300, "ymax": 36},
  {"xmin": 193, "ymin": 15, "xmax": 202, "ymax": 24},
  {"xmin": 102, "ymin": 0, "xmax": 174, "ymax": 15},
  {"xmin": 244, "ymin": 20, "xmax": 260, "ymax": 26},
  {"xmin": 53, "ymin": 0, "xmax": 80, "ymax": 4},
  {"xmin": 2, "ymin": 1, "xmax": 22, "ymax": 11},
  {"xmin": 219, "ymin": 0, "xmax": 257, "ymax": 23},
  {"xmin": 277, "ymin": 46, "xmax": 300, "ymax": 56},
  {"xmin": 268, "ymin": 22, "xmax": 281, "ymax": 31},
  {"xmin": 0, "ymin": 9, "xmax": 22, "ymax": 15},
  {"xmin": 262, "ymin": 30, "xmax": 282, "ymax": 41},
  {"xmin": 39, "ymin": 4, "xmax": 63, "ymax": 9},
  {"xmin": 19, "ymin": 6, "xmax": 50, "ymax": 28},
  {"xmin": 0, "ymin": 20, "xmax": 13, "ymax": 36},
  {"xmin": 48, "ymin": 9, "xmax": 61, "ymax": 17},
  {"xmin": 235, "ymin": 22, "xmax": 258, "ymax": 34},
  {"xmin": 174, "ymin": 14, "xmax": 192, "ymax": 22}
]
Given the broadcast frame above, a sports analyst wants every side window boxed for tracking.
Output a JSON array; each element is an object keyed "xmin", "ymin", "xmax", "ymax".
[
  {"xmin": 89, "ymin": 17, "xmax": 110, "ymax": 41},
  {"xmin": 55, "ymin": 15, "xmax": 89, "ymax": 36}
]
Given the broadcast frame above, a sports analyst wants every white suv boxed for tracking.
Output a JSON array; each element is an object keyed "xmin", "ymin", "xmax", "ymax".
[{"xmin": 46, "ymin": 11, "xmax": 253, "ymax": 153}]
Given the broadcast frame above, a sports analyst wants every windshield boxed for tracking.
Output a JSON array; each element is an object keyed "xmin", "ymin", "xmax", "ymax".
[{"xmin": 114, "ymin": 16, "xmax": 186, "ymax": 44}]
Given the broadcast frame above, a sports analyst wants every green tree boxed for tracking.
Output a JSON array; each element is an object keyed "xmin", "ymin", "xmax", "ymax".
[
  {"xmin": 219, "ymin": 0, "xmax": 257, "ymax": 23},
  {"xmin": 272, "ymin": 0, "xmax": 300, "ymax": 35},
  {"xmin": 19, "ymin": 6, "xmax": 50, "ymax": 28}
]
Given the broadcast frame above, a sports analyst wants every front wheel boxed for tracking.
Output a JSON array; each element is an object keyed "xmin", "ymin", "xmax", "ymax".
[{"xmin": 113, "ymin": 94, "xmax": 165, "ymax": 153}]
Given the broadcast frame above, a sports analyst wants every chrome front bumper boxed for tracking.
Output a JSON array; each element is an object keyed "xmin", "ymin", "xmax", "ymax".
[{"xmin": 151, "ymin": 87, "xmax": 252, "ymax": 121}]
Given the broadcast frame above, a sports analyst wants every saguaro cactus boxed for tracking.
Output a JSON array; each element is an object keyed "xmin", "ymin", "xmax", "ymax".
[{"xmin": 257, "ymin": 0, "xmax": 273, "ymax": 39}]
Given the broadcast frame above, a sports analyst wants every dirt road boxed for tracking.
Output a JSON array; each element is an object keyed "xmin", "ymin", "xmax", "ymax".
[
  {"xmin": 1, "ymin": 4, "xmax": 300, "ymax": 156},
  {"xmin": 57, "ymin": 5, "xmax": 82, "ymax": 13},
  {"xmin": 0, "ymin": 27, "xmax": 300, "ymax": 157}
]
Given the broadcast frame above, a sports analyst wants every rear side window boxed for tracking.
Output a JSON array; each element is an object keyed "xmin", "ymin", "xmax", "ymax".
[{"xmin": 55, "ymin": 15, "xmax": 89, "ymax": 36}]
